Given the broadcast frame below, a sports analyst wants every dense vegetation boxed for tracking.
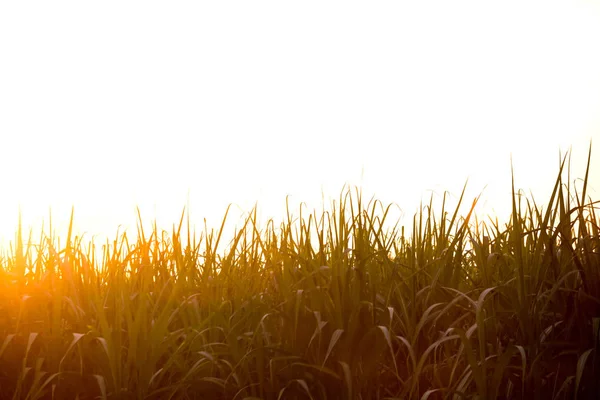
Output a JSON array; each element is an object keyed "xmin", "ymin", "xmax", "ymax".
[{"xmin": 0, "ymin": 153, "xmax": 598, "ymax": 399}]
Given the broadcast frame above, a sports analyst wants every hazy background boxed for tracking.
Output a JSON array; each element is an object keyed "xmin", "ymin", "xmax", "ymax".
[{"xmin": 1, "ymin": 1, "xmax": 599, "ymax": 251}]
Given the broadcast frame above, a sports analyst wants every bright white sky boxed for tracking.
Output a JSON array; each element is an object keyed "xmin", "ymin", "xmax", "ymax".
[{"xmin": 1, "ymin": 1, "xmax": 599, "ymax": 251}]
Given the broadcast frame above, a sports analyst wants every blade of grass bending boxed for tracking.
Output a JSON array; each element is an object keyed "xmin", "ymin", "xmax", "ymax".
[
  {"xmin": 322, "ymin": 329, "xmax": 344, "ymax": 367},
  {"xmin": 339, "ymin": 361, "xmax": 352, "ymax": 399},
  {"xmin": 576, "ymin": 144, "xmax": 593, "ymax": 293},
  {"xmin": 377, "ymin": 325, "xmax": 399, "ymax": 377},
  {"xmin": 574, "ymin": 348, "xmax": 594, "ymax": 398},
  {"xmin": 410, "ymin": 334, "xmax": 461, "ymax": 398},
  {"xmin": 531, "ymin": 155, "xmax": 567, "ymax": 285},
  {"xmin": 474, "ymin": 286, "xmax": 497, "ymax": 395}
]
